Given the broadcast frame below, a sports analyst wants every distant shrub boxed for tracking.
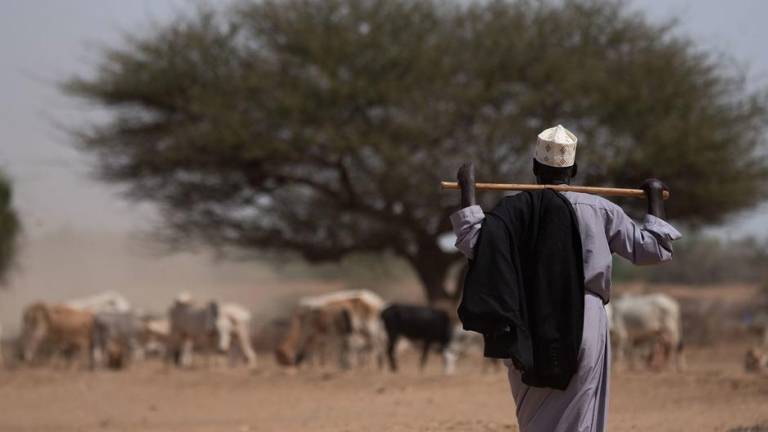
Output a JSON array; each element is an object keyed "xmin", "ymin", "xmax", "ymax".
[{"xmin": 614, "ymin": 234, "xmax": 768, "ymax": 285}]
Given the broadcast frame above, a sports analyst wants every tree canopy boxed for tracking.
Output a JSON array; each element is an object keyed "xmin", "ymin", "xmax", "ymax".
[
  {"xmin": 0, "ymin": 173, "xmax": 20, "ymax": 285},
  {"xmin": 65, "ymin": 0, "xmax": 768, "ymax": 300}
]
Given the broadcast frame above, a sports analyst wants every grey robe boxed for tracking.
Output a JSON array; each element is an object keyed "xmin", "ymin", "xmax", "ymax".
[{"xmin": 450, "ymin": 191, "xmax": 681, "ymax": 432}]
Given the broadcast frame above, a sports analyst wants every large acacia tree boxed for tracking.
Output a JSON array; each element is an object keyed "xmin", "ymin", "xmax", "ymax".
[
  {"xmin": 0, "ymin": 173, "xmax": 20, "ymax": 285},
  {"xmin": 65, "ymin": 0, "xmax": 768, "ymax": 301}
]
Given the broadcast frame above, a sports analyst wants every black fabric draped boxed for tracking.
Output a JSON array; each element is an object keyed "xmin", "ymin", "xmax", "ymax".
[{"xmin": 458, "ymin": 189, "xmax": 585, "ymax": 390}]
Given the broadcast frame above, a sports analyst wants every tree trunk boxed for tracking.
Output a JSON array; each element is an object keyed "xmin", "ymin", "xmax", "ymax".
[
  {"xmin": 452, "ymin": 263, "xmax": 468, "ymax": 301},
  {"xmin": 408, "ymin": 242, "xmax": 461, "ymax": 303},
  {"xmin": 413, "ymin": 259, "xmax": 451, "ymax": 302}
]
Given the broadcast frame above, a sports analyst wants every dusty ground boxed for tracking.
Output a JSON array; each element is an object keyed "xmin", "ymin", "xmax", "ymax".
[{"xmin": 0, "ymin": 340, "xmax": 766, "ymax": 432}]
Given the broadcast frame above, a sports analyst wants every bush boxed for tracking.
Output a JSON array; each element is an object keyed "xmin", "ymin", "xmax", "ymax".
[{"xmin": 614, "ymin": 233, "xmax": 768, "ymax": 285}]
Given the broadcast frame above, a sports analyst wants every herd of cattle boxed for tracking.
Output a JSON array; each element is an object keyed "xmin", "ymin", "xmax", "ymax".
[{"xmin": 1, "ymin": 289, "xmax": 767, "ymax": 374}]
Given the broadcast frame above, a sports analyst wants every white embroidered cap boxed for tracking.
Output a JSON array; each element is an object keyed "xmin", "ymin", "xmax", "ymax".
[{"xmin": 534, "ymin": 124, "xmax": 578, "ymax": 168}]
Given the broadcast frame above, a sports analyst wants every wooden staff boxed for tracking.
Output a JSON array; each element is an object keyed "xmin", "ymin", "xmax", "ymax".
[{"xmin": 440, "ymin": 181, "xmax": 670, "ymax": 200}]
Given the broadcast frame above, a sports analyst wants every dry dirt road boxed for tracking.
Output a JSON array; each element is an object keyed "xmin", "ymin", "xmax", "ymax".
[{"xmin": 0, "ymin": 341, "xmax": 766, "ymax": 432}]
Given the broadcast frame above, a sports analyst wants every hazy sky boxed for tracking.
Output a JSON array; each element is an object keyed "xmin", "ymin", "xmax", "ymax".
[{"xmin": 2, "ymin": 0, "xmax": 768, "ymax": 239}]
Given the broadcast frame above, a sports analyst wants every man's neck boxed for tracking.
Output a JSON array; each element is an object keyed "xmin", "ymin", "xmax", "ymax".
[{"xmin": 536, "ymin": 177, "xmax": 571, "ymax": 185}]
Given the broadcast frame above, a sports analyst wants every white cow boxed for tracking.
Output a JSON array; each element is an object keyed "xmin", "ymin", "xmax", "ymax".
[
  {"xmin": 608, "ymin": 293, "xmax": 685, "ymax": 370},
  {"xmin": 66, "ymin": 291, "xmax": 131, "ymax": 314}
]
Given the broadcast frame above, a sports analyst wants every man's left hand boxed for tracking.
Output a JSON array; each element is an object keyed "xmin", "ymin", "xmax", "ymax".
[{"xmin": 641, "ymin": 178, "xmax": 667, "ymax": 218}]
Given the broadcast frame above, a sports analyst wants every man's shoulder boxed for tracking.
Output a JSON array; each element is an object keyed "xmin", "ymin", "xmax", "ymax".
[{"xmin": 562, "ymin": 191, "xmax": 621, "ymax": 212}]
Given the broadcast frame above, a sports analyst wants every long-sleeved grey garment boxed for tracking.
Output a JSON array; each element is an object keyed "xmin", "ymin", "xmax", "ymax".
[
  {"xmin": 450, "ymin": 191, "xmax": 682, "ymax": 303},
  {"xmin": 450, "ymin": 191, "xmax": 681, "ymax": 432}
]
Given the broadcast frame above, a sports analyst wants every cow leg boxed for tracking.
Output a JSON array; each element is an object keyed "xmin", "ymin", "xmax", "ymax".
[
  {"xmin": 386, "ymin": 334, "xmax": 399, "ymax": 372},
  {"xmin": 180, "ymin": 338, "xmax": 194, "ymax": 368},
  {"xmin": 56, "ymin": 344, "xmax": 72, "ymax": 370},
  {"xmin": 354, "ymin": 334, "xmax": 368, "ymax": 368},
  {"xmin": 66, "ymin": 343, "xmax": 85, "ymax": 370},
  {"xmin": 170, "ymin": 346, "xmax": 181, "ymax": 367},
  {"xmin": 613, "ymin": 330, "xmax": 628, "ymax": 372},
  {"xmin": 443, "ymin": 333, "xmax": 460, "ymax": 375},
  {"xmin": 376, "ymin": 345, "xmax": 385, "ymax": 370},
  {"xmin": 173, "ymin": 339, "xmax": 185, "ymax": 367},
  {"xmin": 132, "ymin": 344, "xmax": 145, "ymax": 363},
  {"xmin": 317, "ymin": 341, "xmax": 325, "ymax": 368},
  {"xmin": 91, "ymin": 340, "xmax": 103, "ymax": 370},
  {"xmin": 53, "ymin": 346, "xmax": 66, "ymax": 370},
  {"xmin": 627, "ymin": 342, "xmax": 638, "ymax": 371},
  {"xmin": 313, "ymin": 336, "xmax": 325, "ymax": 369},
  {"xmin": 21, "ymin": 327, "xmax": 46, "ymax": 365},
  {"xmin": 658, "ymin": 334, "xmax": 673, "ymax": 371},
  {"xmin": 236, "ymin": 326, "xmax": 258, "ymax": 369},
  {"xmin": 165, "ymin": 333, "xmax": 183, "ymax": 368},
  {"xmin": 364, "ymin": 322, "xmax": 386, "ymax": 371},
  {"xmin": 442, "ymin": 345, "xmax": 457, "ymax": 375},
  {"xmin": 359, "ymin": 331, "xmax": 376, "ymax": 369},
  {"xmin": 676, "ymin": 349, "xmax": 686, "ymax": 371},
  {"xmin": 646, "ymin": 336, "xmax": 665, "ymax": 371},
  {"xmin": 673, "ymin": 337, "xmax": 686, "ymax": 372},
  {"xmin": 419, "ymin": 341, "xmax": 432, "ymax": 372},
  {"xmin": 374, "ymin": 329, "xmax": 387, "ymax": 371},
  {"xmin": 338, "ymin": 334, "xmax": 352, "ymax": 370},
  {"xmin": 377, "ymin": 338, "xmax": 386, "ymax": 371},
  {"xmin": 344, "ymin": 334, "xmax": 359, "ymax": 369}
]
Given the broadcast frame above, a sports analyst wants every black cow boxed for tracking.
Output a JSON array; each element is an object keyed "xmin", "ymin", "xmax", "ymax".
[{"xmin": 380, "ymin": 304, "xmax": 455, "ymax": 374}]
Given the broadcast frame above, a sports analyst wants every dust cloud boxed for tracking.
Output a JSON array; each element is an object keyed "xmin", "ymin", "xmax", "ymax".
[{"xmin": 0, "ymin": 229, "xmax": 421, "ymax": 335}]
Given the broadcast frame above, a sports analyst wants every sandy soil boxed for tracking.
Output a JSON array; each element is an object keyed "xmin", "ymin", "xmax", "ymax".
[{"xmin": 0, "ymin": 341, "xmax": 766, "ymax": 432}]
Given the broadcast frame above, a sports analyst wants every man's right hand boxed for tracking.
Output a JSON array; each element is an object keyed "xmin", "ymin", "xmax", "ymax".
[{"xmin": 457, "ymin": 162, "xmax": 476, "ymax": 208}]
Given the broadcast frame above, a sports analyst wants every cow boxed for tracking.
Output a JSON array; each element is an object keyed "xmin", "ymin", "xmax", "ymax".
[
  {"xmin": 66, "ymin": 291, "xmax": 131, "ymax": 314},
  {"xmin": 91, "ymin": 311, "xmax": 144, "ymax": 369},
  {"xmin": 380, "ymin": 304, "xmax": 455, "ymax": 374},
  {"xmin": 19, "ymin": 302, "xmax": 94, "ymax": 367},
  {"xmin": 277, "ymin": 303, "xmax": 354, "ymax": 369},
  {"xmin": 275, "ymin": 290, "xmax": 386, "ymax": 370},
  {"xmin": 167, "ymin": 295, "xmax": 225, "ymax": 367},
  {"xmin": 608, "ymin": 293, "xmax": 685, "ymax": 371}
]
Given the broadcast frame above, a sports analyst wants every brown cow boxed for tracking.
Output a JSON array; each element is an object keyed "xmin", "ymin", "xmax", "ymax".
[
  {"xmin": 276, "ymin": 290, "xmax": 385, "ymax": 370},
  {"xmin": 276, "ymin": 306, "xmax": 350, "ymax": 368},
  {"xmin": 19, "ymin": 302, "xmax": 94, "ymax": 367}
]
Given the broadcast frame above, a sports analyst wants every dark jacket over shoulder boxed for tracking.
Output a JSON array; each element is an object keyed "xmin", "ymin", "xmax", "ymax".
[{"xmin": 458, "ymin": 189, "xmax": 584, "ymax": 390}]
